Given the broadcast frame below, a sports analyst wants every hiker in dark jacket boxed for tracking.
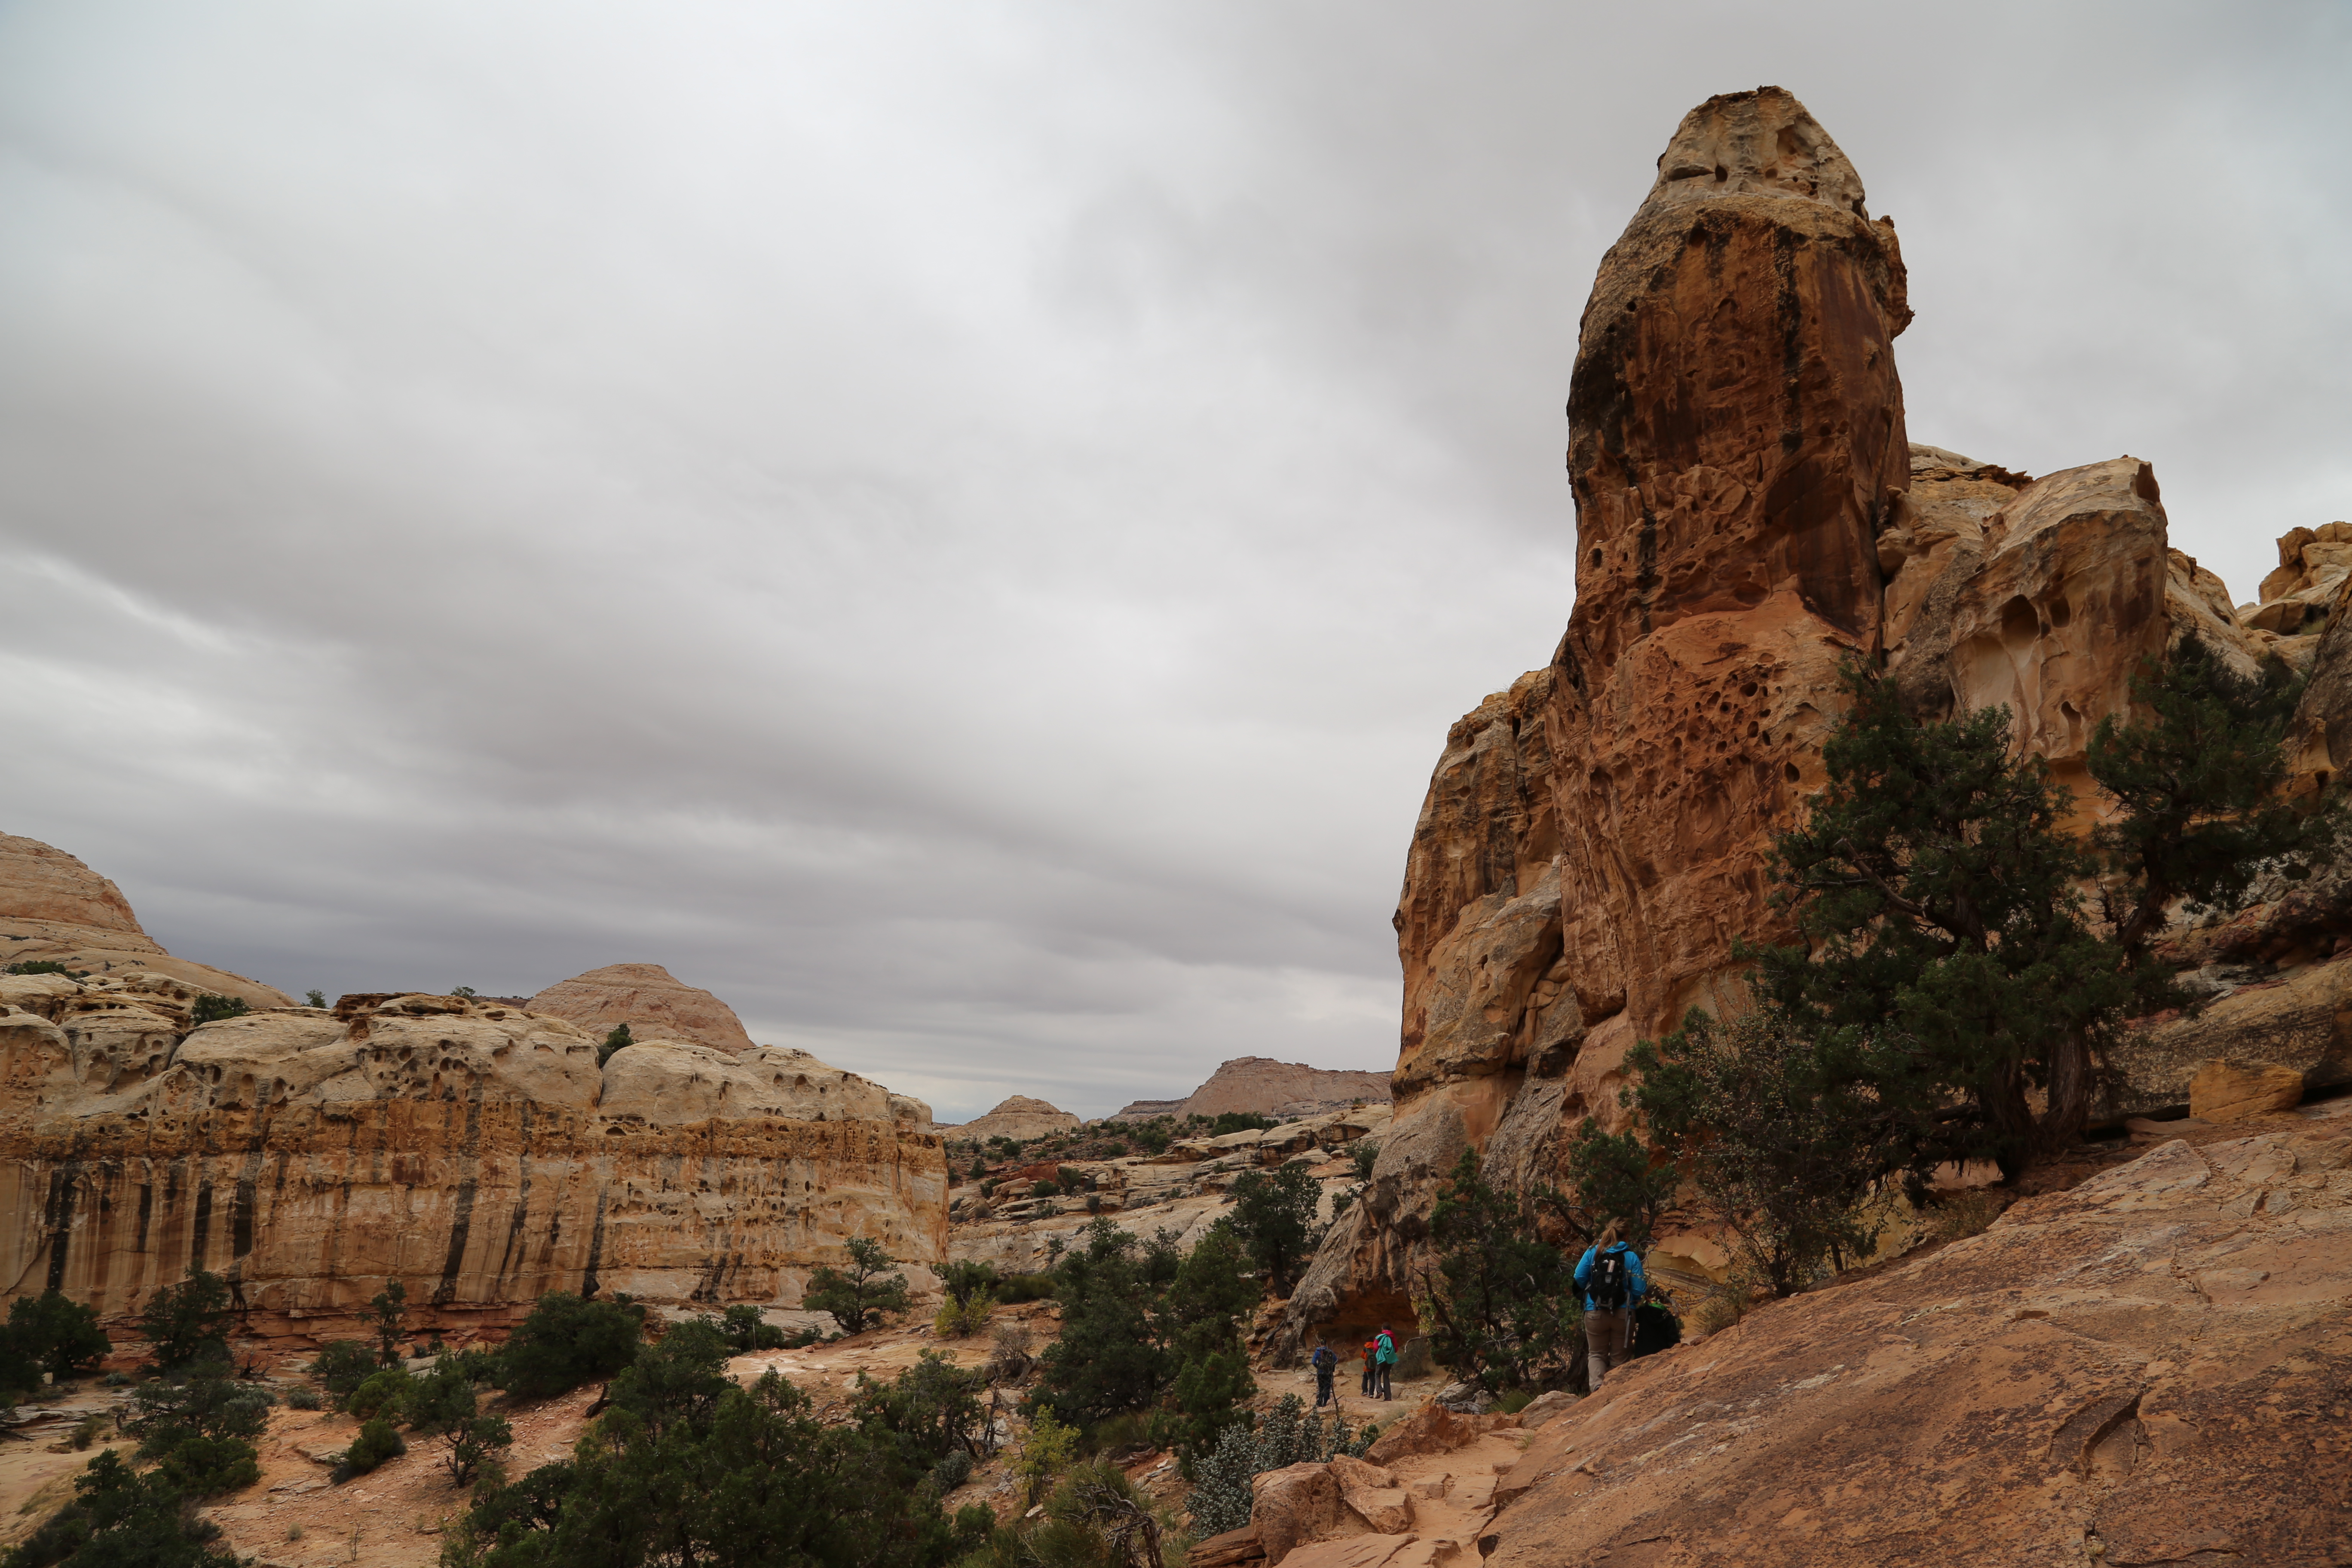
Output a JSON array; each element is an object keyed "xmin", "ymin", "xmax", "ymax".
[
  {"xmin": 1574, "ymin": 1224, "xmax": 1648, "ymax": 1390},
  {"xmin": 1311, "ymin": 1343, "xmax": 1338, "ymax": 1407}
]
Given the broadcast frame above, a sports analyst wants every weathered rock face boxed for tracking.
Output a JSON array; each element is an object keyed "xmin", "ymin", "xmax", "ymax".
[
  {"xmin": 1478, "ymin": 1117, "xmax": 2352, "ymax": 1566},
  {"xmin": 0, "ymin": 834, "xmax": 290, "ymax": 1008},
  {"xmin": 1112, "ymin": 1059, "xmax": 1393, "ymax": 1123},
  {"xmin": 941, "ymin": 1095, "xmax": 1081, "ymax": 1143},
  {"xmin": 2, "ymin": 976, "xmax": 946, "ymax": 1349},
  {"xmin": 526, "ymin": 962, "xmax": 756, "ymax": 1055},
  {"xmin": 1281, "ymin": 86, "xmax": 2352, "ymax": 1351}
]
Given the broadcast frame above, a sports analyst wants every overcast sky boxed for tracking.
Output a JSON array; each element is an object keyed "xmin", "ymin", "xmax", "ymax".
[{"xmin": 3, "ymin": 2, "xmax": 2346, "ymax": 1121}]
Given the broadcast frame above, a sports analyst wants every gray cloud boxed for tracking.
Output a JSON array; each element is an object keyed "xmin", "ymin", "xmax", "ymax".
[{"xmin": 3, "ymin": 1, "xmax": 2345, "ymax": 1118}]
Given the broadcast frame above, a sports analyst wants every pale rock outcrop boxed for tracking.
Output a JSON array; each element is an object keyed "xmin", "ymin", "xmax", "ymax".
[
  {"xmin": 601, "ymin": 1040, "xmax": 927, "ymax": 1129},
  {"xmin": 1478, "ymin": 1120, "xmax": 2352, "ymax": 1565},
  {"xmin": 2106, "ymin": 952, "xmax": 2352, "ymax": 1118},
  {"xmin": 1113, "ymin": 1058, "xmax": 1393, "ymax": 1122},
  {"xmin": 2188, "ymin": 1059, "xmax": 2304, "ymax": 1121},
  {"xmin": 526, "ymin": 962, "xmax": 756, "ymax": 1055},
  {"xmin": 0, "ymin": 834, "xmax": 290, "ymax": 1007},
  {"xmin": 942, "ymin": 1095, "xmax": 1080, "ymax": 1143}
]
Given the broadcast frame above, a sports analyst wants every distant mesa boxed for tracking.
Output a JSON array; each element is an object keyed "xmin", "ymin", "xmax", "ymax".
[
  {"xmin": 942, "ymin": 1095, "xmax": 1081, "ymax": 1142},
  {"xmin": 0, "ymin": 833, "xmax": 291, "ymax": 1007},
  {"xmin": 1111, "ymin": 1056, "xmax": 1393, "ymax": 1122},
  {"xmin": 527, "ymin": 961, "xmax": 756, "ymax": 1055}
]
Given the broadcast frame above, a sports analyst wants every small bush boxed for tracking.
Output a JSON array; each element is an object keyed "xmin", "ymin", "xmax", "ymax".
[
  {"xmin": 69, "ymin": 1412, "xmax": 107, "ymax": 1449},
  {"xmin": 347, "ymin": 1366, "xmax": 414, "ymax": 1422},
  {"xmin": 1100, "ymin": 1141, "xmax": 1129, "ymax": 1158},
  {"xmin": 309, "ymin": 1338, "xmax": 378, "ymax": 1402},
  {"xmin": 994, "ymin": 1272, "xmax": 1056, "ymax": 1305},
  {"xmin": 985, "ymin": 1321, "xmax": 1036, "ymax": 1386},
  {"xmin": 155, "ymin": 1432, "xmax": 262, "ymax": 1495},
  {"xmin": 1031, "ymin": 1180, "xmax": 1059, "ymax": 1200},
  {"xmin": 933, "ymin": 1295, "xmax": 994, "ymax": 1338},
  {"xmin": 339, "ymin": 1417, "xmax": 406, "ymax": 1479},
  {"xmin": 925, "ymin": 1446, "xmax": 975, "ymax": 1496},
  {"xmin": 1349, "ymin": 1139, "xmax": 1381, "ymax": 1182},
  {"xmin": 713, "ymin": 1303, "xmax": 786, "ymax": 1352},
  {"xmin": 2, "ymin": 959, "xmax": 75, "ymax": 976},
  {"xmin": 285, "ymin": 1385, "xmax": 323, "ymax": 1411},
  {"xmin": 6, "ymin": 1290, "xmax": 111, "ymax": 1382},
  {"xmin": 305, "ymin": 989, "xmax": 328, "ymax": 1008},
  {"xmin": 1210, "ymin": 1112, "xmax": 1275, "ymax": 1136},
  {"xmin": 1186, "ymin": 1395, "xmax": 1372, "ymax": 1536},
  {"xmin": 138, "ymin": 1267, "xmax": 234, "ymax": 1370},
  {"xmin": 497, "ymin": 1291, "xmax": 644, "ymax": 1400},
  {"xmin": 190, "ymin": 993, "xmax": 249, "ymax": 1025},
  {"xmin": 802, "ymin": 1237, "xmax": 911, "ymax": 1335},
  {"xmin": 1015, "ymin": 1410, "xmax": 1079, "ymax": 1503},
  {"xmin": 597, "ymin": 1023, "xmax": 633, "ymax": 1067}
]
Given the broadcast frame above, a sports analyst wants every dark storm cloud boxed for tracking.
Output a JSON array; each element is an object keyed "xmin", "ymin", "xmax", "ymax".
[{"xmin": 3, "ymin": 1, "xmax": 2346, "ymax": 1118}]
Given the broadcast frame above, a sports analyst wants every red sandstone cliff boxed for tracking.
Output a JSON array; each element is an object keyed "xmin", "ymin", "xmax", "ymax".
[{"xmin": 1280, "ymin": 86, "xmax": 2352, "ymax": 1348}]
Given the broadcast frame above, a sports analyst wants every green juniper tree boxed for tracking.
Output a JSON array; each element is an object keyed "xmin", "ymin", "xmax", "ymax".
[
  {"xmin": 597, "ymin": 1023, "xmax": 634, "ymax": 1066},
  {"xmin": 369, "ymin": 1280, "xmax": 408, "ymax": 1366},
  {"xmin": 1746, "ymin": 664, "xmax": 2153, "ymax": 1170},
  {"xmin": 1558, "ymin": 1122, "xmax": 1677, "ymax": 1251},
  {"xmin": 804, "ymin": 1237, "xmax": 912, "ymax": 1335},
  {"xmin": 1224, "ymin": 1162, "xmax": 1325, "ymax": 1296},
  {"xmin": 1416, "ymin": 1151, "xmax": 1578, "ymax": 1395},
  {"xmin": 139, "ymin": 1269, "xmax": 235, "ymax": 1372},
  {"xmin": 2088, "ymin": 639, "xmax": 2343, "ymax": 961}
]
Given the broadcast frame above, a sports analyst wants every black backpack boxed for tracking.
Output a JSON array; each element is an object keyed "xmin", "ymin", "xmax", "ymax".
[
  {"xmin": 1312, "ymin": 1346, "xmax": 1335, "ymax": 1371},
  {"xmin": 1588, "ymin": 1247, "xmax": 1630, "ymax": 1309},
  {"xmin": 1630, "ymin": 1299, "xmax": 1682, "ymax": 1357}
]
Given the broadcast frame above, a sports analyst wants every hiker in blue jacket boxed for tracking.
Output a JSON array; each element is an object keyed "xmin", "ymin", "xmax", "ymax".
[{"xmin": 1574, "ymin": 1223, "xmax": 1647, "ymax": 1390}]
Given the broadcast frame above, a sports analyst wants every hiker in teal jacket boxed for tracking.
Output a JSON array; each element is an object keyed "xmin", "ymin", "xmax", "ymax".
[
  {"xmin": 1372, "ymin": 1323, "xmax": 1397, "ymax": 1400},
  {"xmin": 1574, "ymin": 1225, "xmax": 1647, "ymax": 1390}
]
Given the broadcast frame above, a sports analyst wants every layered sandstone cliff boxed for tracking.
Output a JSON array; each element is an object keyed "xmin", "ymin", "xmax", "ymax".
[
  {"xmin": 1279, "ymin": 86, "xmax": 2352, "ymax": 1348},
  {"xmin": 0, "ymin": 834, "xmax": 290, "ymax": 1008},
  {"xmin": 0, "ymin": 842, "xmax": 946, "ymax": 1352}
]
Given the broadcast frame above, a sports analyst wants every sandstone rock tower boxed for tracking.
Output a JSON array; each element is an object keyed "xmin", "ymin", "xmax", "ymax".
[{"xmin": 1281, "ymin": 87, "xmax": 2352, "ymax": 1348}]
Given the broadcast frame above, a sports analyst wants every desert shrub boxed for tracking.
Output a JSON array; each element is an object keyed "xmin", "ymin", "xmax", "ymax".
[
  {"xmin": 1185, "ymin": 1396, "xmax": 1372, "ymax": 1537},
  {"xmin": 346, "ymin": 1365, "xmax": 415, "ymax": 1422},
  {"xmin": 1224, "ymin": 1163, "xmax": 1325, "ymax": 1296},
  {"xmin": 1131, "ymin": 1125, "xmax": 1171, "ymax": 1155},
  {"xmin": 1348, "ymin": 1139, "xmax": 1381, "ymax": 1182},
  {"xmin": 285, "ymin": 1384, "xmax": 322, "ymax": 1411},
  {"xmin": 1030, "ymin": 1179, "xmax": 1059, "ymax": 1200},
  {"xmin": 70, "ymin": 1412, "xmax": 108, "ymax": 1449},
  {"xmin": 189, "ymin": 994, "xmax": 248, "ymax": 1025},
  {"xmin": 154, "ymin": 1433, "xmax": 261, "ymax": 1496},
  {"xmin": 713, "ymin": 1303, "xmax": 787, "ymax": 1352},
  {"xmin": 128, "ymin": 1365, "xmax": 270, "ymax": 1458},
  {"xmin": 1417, "ymin": 1150, "xmax": 1580, "ymax": 1394},
  {"xmin": 3, "ymin": 959, "xmax": 77, "ymax": 976},
  {"xmin": 934, "ymin": 1295, "xmax": 994, "ymax": 1338},
  {"xmin": 1557, "ymin": 1121, "xmax": 1677, "ymax": 1251},
  {"xmin": 1629, "ymin": 1008, "xmax": 1894, "ymax": 1298},
  {"xmin": 368, "ymin": 1280, "xmax": 408, "ymax": 1366},
  {"xmin": 0, "ymin": 1448, "xmax": 240, "ymax": 1568},
  {"xmin": 407, "ymin": 1354, "xmax": 511, "ymax": 1487},
  {"xmin": 1100, "ymin": 1141, "xmax": 1129, "ymax": 1158},
  {"xmin": 305, "ymin": 989, "xmax": 328, "ymax": 1008},
  {"xmin": 851, "ymin": 1351, "xmax": 996, "ymax": 1482},
  {"xmin": 984, "ymin": 1321, "xmax": 1036, "ymax": 1385},
  {"xmin": 496, "ymin": 1291, "xmax": 644, "ymax": 1400},
  {"xmin": 1208, "ymin": 1113, "xmax": 1274, "ymax": 1136},
  {"xmin": 450, "ymin": 986, "xmax": 479, "ymax": 998},
  {"xmin": 1014, "ymin": 1410, "xmax": 1079, "ymax": 1504},
  {"xmin": 6, "ymin": 1290, "xmax": 112, "ymax": 1381},
  {"xmin": 925, "ymin": 1446, "xmax": 976, "ymax": 1498},
  {"xmin": 597, "ymin": 1023, "xmax": 633, "ymax": 1066},
  {"xmin": 138, "ymin": 1268, "xmax": 234, "ymax": 1371},
  {"xmin": 444, "ymin": 1369, "xmax": 992, "ymax": 1568},
  {"xmin": 994, "ymin": 1272, "xmax": 1056, "ymax": 1304},
  {"xmin": 339, "ymin": 1417, "xmax": 406, "ymax": 1479},
  {"xmin": 309, "ymin": 1338, "xmax": 379, "ymax": 1402},
  {"xmin": 804, "ymin": 1237, "xmax": 912, "ymax": 1335},
  {"xmin": 967, "ymin": 1461, "xmax": 1170, "ymax": 1568}
]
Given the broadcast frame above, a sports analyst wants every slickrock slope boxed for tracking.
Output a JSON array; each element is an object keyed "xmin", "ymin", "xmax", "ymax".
[
  {"xmin": 1281, "ymin": 86, "xmax": 2352, "ymax": 1348},
  {"xmin": 1479, "ymin": 1115, "xmax": 2352, "ymax": 1567},
  {"xmin": 942, "ymin": 1095, "xmax": 1081, "ymax": 1143},
  {"xmin": 1112, "ymin": 1058, "xmax": 1394, "ymax": 1122},
  {"xmin": 526, "ymin": 961, "xmax": 757, "ymax": 1055},
  {"xmin": 0, "ymin": 834, "xmax": 290, "ymax": 1007},
  {"xmin": 2, "ymin": 871, "xmax": 946, "ymax": 1350}
]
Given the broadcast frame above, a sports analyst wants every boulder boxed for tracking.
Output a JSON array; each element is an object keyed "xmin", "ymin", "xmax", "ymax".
[
  {"xmin": 526, "ymin": 962, "xmax": 756, "ymax": 1055},
  {"xmin": 1268, "ymin": 1536, "xmax": 1416, "ymax": 1568},
  {"xmin": 1363, "ymin": 1402, "xmax": 1487, "ymax": 1466},
  {"xmin": 2188, "ymin": 1060, "xmax": 2305, "ymax": 1122},
  {"xmin": 2105, "ymin": 954, "xmax": 2352, "ymax": 1118},
  {"xmin": 1250, "ymin": 1461, "xmax": 1348, "ymax": 1565}
]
